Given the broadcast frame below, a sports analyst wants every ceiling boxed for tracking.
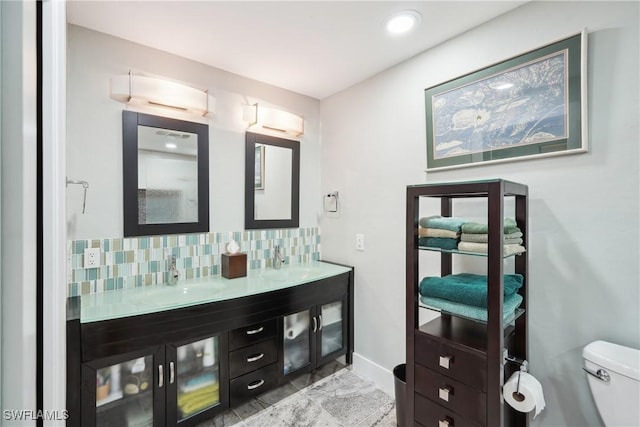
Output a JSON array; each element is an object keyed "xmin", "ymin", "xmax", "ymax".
[{"xmin": 66, "ymin": 1, "xmax": 527, "ymax": 100}]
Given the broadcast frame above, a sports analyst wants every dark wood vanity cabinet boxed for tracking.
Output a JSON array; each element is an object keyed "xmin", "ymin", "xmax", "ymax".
[
  {"xmin": 280, "ymin": 293, "xmax": 351, "ymax": 380},
  {"xmin": 81, "ymin": 345, "xmax": 167, "ymax": 427},
  {"xmin": 228, "ymin": 319, "xmax": 280, "ymax": 406},
  {"xmin": 406, "ymin": 180, "xmax": 528, "ymax": 427},
  {"xmin": 67, "ymin": 264, "xmax": 354, "ymax": 427},
  {"xmin": 78, "ymin": 332, "xmax": 229, "ymax": 427}
]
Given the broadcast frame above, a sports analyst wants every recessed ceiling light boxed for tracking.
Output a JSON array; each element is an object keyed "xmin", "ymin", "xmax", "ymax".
[
  {"xmin": 165, "ymin": 142, "xmax": 177, "ymax": 149},
  {"xmin": 385, "ymin": 10, "xmax": 422, "ymax": 35}
]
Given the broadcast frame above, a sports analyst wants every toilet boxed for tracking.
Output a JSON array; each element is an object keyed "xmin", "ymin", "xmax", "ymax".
[{"xmin": 583, "ymin": 340, "xmax": 640, "ymax": 427}]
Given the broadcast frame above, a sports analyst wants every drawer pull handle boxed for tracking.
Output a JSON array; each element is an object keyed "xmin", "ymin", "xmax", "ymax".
[
  {"xmin": 169, "ymin": 361, "xmax": 175, "ymax": 384},
  {"xmin": 158, "ymin": 364, "xmax": 164, "ymax": 388},
  {"xmin": 439, "ymin": 355, "xmax": 452, "ymax": 369},
  {"xmin": 247, "ymin": 353, "xmax": 265, "ymax": 363},
  {"xmin": 247, "ymin": 379, "xmax": 265, "ymax": 390},
  {"xmin": 438, "ymin": 418, "xmax": 453, "ymax": 427},
  {"xmin": 438, "ymin": 386, "xmax": 452, "ymax": 402},
  {"xmin": 246, "ymin": 326, "xmax": 264, "ymax": 335}
]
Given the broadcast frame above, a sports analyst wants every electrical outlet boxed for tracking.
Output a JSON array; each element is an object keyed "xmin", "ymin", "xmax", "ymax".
[
  {"xmin": 355, "ymin": 234, "xmax": 365, "ymax": 251},
  {"xmin": 84, "ymin": 247, "xmax": 101, "ymax": 268}
]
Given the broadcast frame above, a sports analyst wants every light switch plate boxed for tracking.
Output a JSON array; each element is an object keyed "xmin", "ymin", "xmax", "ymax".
[
  {"xmin": 355, "ymin": 234, "xmax": 365, "ymax": 251},
  {"xmin": 84, "ymin": 247, "xmax": 100, "ymax": 268}
]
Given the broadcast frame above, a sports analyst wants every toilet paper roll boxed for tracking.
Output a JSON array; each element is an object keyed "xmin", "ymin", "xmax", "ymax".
[
  {"xmin": 503, "ymin": 371, "xmax": 546, "ymax": 419},
  {"xmin": 202, "ymin": 338, "xmax": 215, "ymax": 367},
  {"xmin": 284, "ymin": 313, "xmax": 310, "ymax": 340}
]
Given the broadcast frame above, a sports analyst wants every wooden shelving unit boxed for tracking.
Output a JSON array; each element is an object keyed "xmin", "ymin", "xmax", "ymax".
[{"xmin": 406, "ymin": 179, "xmax": 528, "ymax": 427}]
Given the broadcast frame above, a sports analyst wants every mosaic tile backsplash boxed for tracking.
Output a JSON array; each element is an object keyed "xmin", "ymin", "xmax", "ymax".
[{"xmin": 67, "ymin": 227, "xmax": 321, "ymax": 297}]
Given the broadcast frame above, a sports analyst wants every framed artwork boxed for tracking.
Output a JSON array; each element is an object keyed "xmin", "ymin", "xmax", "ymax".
[
  {"xmin": 255, "ymin": 144, "xmax": 265, "ymax": 189},
  {"xmin": 425, "ymin": 30, "xmax": 587, "ymax": 171}
]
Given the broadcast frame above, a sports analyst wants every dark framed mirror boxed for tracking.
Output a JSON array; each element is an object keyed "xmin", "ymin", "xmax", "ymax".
[
  {"xmin": 245, "ymin": 132, "xmax": 300, "ymax": 229},
  {"xmin": 123, "ymin": 110, "xmax": 209, "ymax": 237}
]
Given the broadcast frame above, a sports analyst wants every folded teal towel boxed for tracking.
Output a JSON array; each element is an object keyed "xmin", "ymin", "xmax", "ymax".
[
  {"xmin": 420, "ymin": 292, "xmax": 523, "ymax": 322},
  {"xmin": 461, "ymin": 218, "xmax": 520, "ymax": 235},
  {"xmin": 419, "ymin": 237, "xmax": 459, "ymax": 250},
  {"xmin": 419, "ymin": 273, "xmax": 523, "ymax": 307},
  {"xmin": 419, "ymin": 216, "xmax": 467, "ymax": 232}
]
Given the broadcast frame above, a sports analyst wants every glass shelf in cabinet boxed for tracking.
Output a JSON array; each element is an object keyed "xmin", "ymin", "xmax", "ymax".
[
  {"xmin": 96, "ymin": 391, "xmax": 124, "ymax": 408},
  {"xmin": 177, "ymin": 369, "xmax": 219, "ymax": 394},
  {"xmin": 418, "ymin": 245, "xmax": 525, "ymax": 259},
  {"xmin": 97, "ymin": 393, "xmax": 153, "ymax": 427},
  {"xmin": 418, "ymin": 301, "xmax": 525, "ymax": 328},
  {"xmin": 96, "ymin": 387, "xmax": 152, "ymax": 414},
  {"xmin": 321, "ymin": 322, "xmax": 343, "ymax": 356}
]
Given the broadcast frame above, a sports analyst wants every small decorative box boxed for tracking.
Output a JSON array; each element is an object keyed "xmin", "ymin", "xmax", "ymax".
[{"xmin": 222, "ymin": 253, "xmax": 247, "ymax": 279}]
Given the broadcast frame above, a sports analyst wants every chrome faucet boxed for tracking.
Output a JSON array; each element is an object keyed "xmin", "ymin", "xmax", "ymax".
[
  {"xmin": 168, "ymin": 255, "xmax": 178, "ymax": 285},
  {"xmin": 273, "ymin": 245, "xmax": 285, "ymax": 270}
]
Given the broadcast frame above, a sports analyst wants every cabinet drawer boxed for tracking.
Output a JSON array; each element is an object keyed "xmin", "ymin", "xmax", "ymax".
[
  {"xmin": 415, "ymin": 333, "xmax": 486, "ymax": 391},
  {"xmin": 415, "ymin": 364, "xmax": 486, "ymax": 425},
  {"xmin": 229, "ymin": 338, "xmax": 277, "ymax": 378},
  {"xmin": 229, "ymin": 319, "xmax": 278, "ymax": 351},
  {"xmin": 230, "ymin": 363, "xmax": 279, "ymax": 406},
  {"xmin": 415, "ymin": 392, "xmax": 484, "ymax": 427}
]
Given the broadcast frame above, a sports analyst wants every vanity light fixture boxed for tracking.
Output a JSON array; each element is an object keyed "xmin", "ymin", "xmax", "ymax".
[
  {"xmin": 110, "ymin": 71, "xmax": 212, "ymax": 117},
  {"xmin": 242, "ymin": 103, "xmax": 304, "ymax": 137},
  {"xmin": 385, "ymin": 10, "xmax": 422, "ymax": 35}
]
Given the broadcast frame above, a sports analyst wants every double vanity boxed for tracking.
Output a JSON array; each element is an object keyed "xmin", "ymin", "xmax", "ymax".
[
  {"xmin": 66, "ymin": 261, "xmax": 354, "ymax": 427},
  {"xmin": 65, "ymin": 107, "xmax": 334, "ymax": 426}
]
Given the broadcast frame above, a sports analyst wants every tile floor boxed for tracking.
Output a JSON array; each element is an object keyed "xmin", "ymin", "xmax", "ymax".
[{"xmin": 196, "ymin": 361, "xmax": 397, "ymax": 427}]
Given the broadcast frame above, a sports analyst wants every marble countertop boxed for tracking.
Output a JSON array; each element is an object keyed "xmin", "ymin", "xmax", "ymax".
[{"xmin": 77, "ymin": 261, "xmax": 351, "ymax": 324}]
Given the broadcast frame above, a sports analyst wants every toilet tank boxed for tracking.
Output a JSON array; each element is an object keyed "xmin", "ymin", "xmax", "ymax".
[{"xmin": 583, "ymin": 340, "xmax": 640, "ymax": 427}]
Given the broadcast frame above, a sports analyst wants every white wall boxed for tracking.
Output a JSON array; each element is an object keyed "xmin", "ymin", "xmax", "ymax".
[
  {"xmin": 67, "ymin": 25, "xmax": 321, "ymax": 240},
  {"xmin": 320, "ymin": 2, "xmax": 639, "ymax": 426}
]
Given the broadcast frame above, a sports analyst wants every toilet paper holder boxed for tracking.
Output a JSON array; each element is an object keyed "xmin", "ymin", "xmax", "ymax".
[
  {"xmin": 503, "ymin": 350, "xmax": 529, "ymax": 397},
  {"xmin": 503, "ymin": 350, "xmax": 529, "ymax": 373}
]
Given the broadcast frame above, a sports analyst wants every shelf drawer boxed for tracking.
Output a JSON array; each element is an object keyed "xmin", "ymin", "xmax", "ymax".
[
  {"xmin": 415, "ymin": 392, "xmax": 484, "ymax": 427},
  {"xmin": 230, "ymin": 363, "xmax": 279, "ymax": 406},
  {"xmin": 229, "ymin": 319, "xmax": 278, "ymax": 351},
  {"xmin": 415, "ymin": 332, "xmax": 486, "ymax": 391},
  {"xmin": 229, "ymin": 338, "xmax": 277, "ymax": 379},
  {"xmin": 415, "ymin": 364, "xmax": 486, "ymax": 425}
]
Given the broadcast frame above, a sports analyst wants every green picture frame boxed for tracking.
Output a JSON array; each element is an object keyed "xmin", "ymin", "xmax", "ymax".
[{"xmin": 425, "ymin": 30, "xmax": 587, "ymax": 171}]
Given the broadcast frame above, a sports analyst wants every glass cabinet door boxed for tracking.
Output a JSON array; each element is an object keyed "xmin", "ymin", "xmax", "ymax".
[
  {"xmin": 320, "ymin": 300, "xmax": 344, "ymax": 357},
  {"xmin": 95, "ymin": 355, "xmax": 155, "ymax": 427},
  {"xmin": 283, "ymin": 309, "xmax": 312, "ymax": 375},
  {"xmin": 174, "ymin": 336, "xmax": 221, "ymax": 422}
]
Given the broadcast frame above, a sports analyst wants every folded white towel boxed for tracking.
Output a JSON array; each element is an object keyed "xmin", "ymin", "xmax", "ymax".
[
  {"xmin": 419, "ymin": 227, "xmax": 459, "ymax": 239},
  {"xmin": 457, "ymin": 241, "xmax": 526, "ymax": 256}
]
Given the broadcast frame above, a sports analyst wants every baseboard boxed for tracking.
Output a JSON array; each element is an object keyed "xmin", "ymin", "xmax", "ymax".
[{"xmin": 351, "ymin": 352, "xmax": 396, "ymax": 397}]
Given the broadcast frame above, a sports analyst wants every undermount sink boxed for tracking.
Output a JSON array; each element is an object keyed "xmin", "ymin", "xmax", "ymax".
[
  {"xmin": 128, "ymin": 283, "xmax": 222, "ymax": 307},
  {"xmin": 259, "ymin": 265, "xmax": 314, "ymax": 282}
]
